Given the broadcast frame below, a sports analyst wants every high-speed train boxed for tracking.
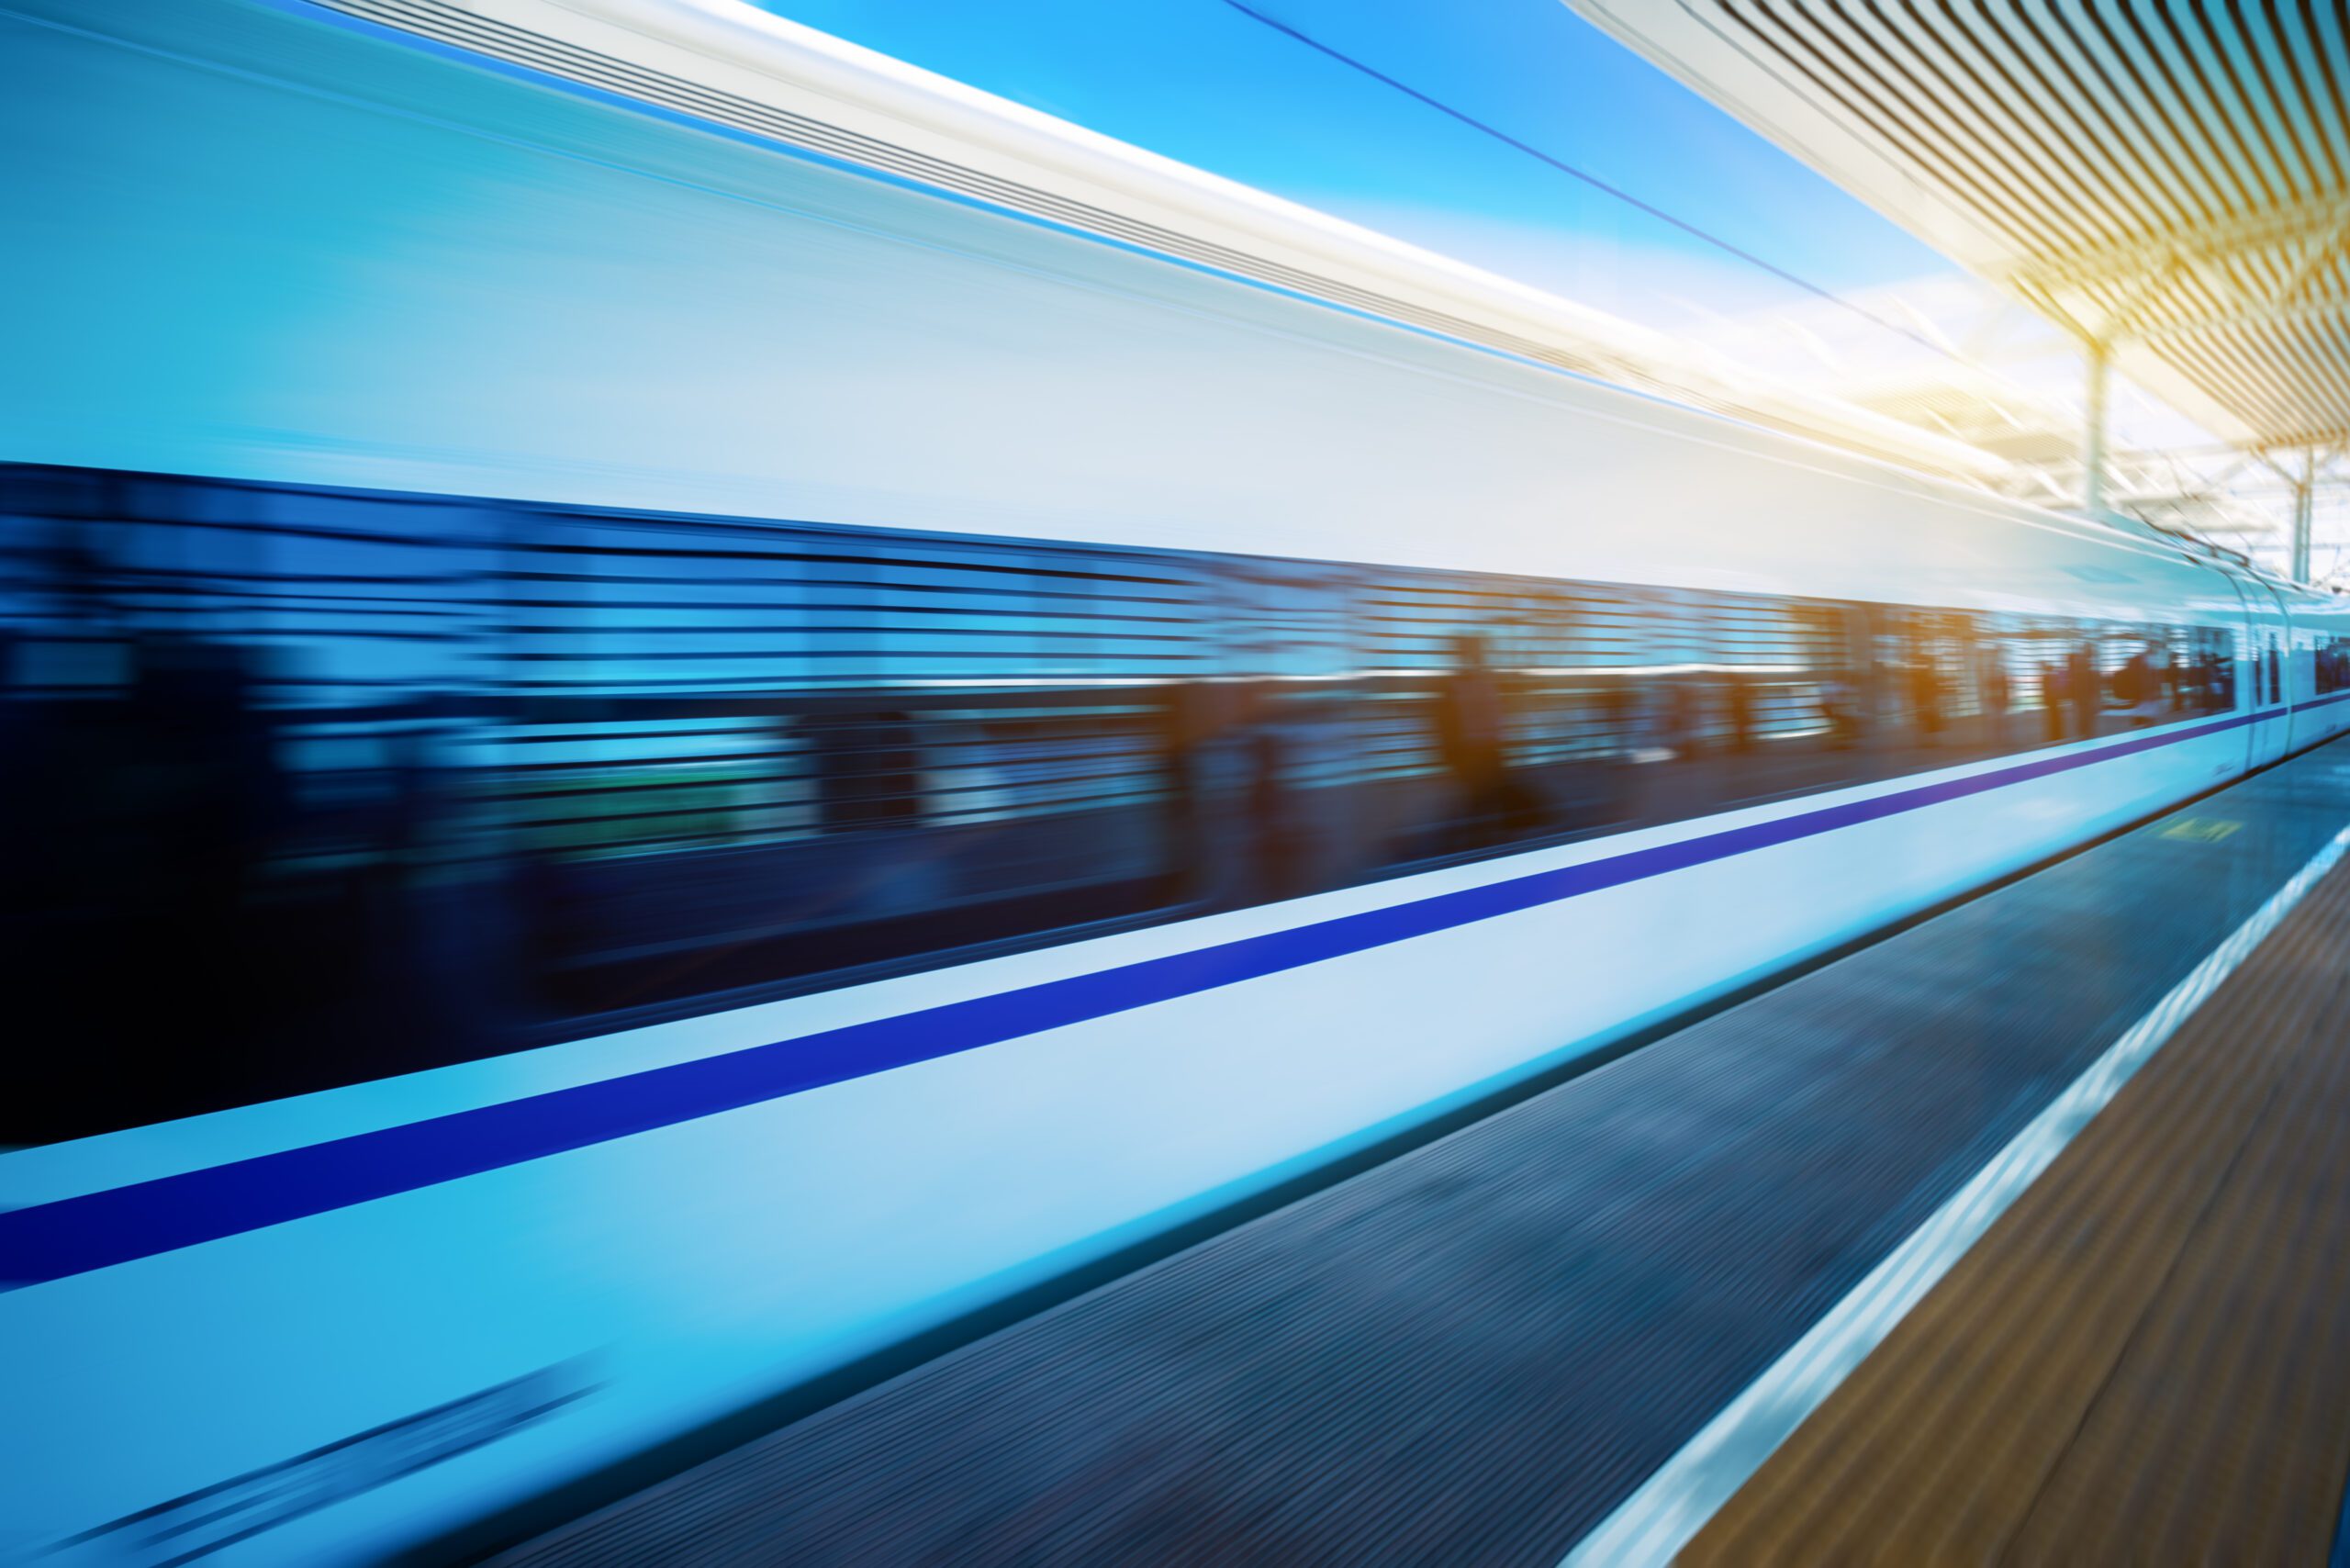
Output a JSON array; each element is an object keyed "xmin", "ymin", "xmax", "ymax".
[{"xmin": 5, "ymin": 0, "xmax": 2347, "ymax": 1561}]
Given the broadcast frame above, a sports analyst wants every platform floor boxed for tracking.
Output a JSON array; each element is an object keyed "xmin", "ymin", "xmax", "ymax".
[
  {"xmin": 1689, "ymin": 769, "xmax": 2350, "ymax": 1562},
  {"xmin": 496, "ymin": 740, "xmax": 2350, "ymax": 1566}
]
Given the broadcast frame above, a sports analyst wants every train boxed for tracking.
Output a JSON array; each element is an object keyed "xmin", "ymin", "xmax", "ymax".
[{"xmin": 5, "ymin": 0, "xmax": 2347, "ymax": 1562}]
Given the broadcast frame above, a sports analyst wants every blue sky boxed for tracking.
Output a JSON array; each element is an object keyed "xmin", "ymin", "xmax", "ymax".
[{"xmin": 760, "ymin": 0, "xmax": 1958, "ymax": 331}]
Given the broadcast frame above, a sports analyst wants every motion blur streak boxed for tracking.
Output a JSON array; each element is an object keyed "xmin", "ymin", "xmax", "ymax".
[{"xmin": 5, "ymin": 2, "xmax": 2350, "ymax": 1564}]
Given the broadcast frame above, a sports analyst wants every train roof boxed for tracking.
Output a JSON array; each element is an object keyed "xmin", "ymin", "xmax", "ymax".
[
  {"xmin": 276, "ymin": 2, "xmax": 2339, "ymax": 604},
  {"xmin": 342, "ymin": 0, "xmax": 2015, "ymax": 489}
]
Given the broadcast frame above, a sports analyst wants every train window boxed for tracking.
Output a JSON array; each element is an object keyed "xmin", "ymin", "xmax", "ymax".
[
  {"xmin": 2317, "ymin": 634, "xmax": 2350, "ymax": 696},
  {"xmin": 498, "ymin": 513, "xmax": 1213, "ymax": 1019},
  {"xmin": 0, "ymin": 464, "xmax": 2267, "ymax": 1141}
]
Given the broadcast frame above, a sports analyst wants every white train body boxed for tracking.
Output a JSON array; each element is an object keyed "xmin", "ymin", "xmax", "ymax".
[{"xmin": 3, "ymin": 1, "xmax": 2345, "ymax": 1562}]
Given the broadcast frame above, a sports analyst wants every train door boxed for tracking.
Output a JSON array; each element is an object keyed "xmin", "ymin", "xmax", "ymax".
[
  {"xmin": 2283, "ymin": 600, "xmax": 2317, "ymax": 750},
  {"xmin": 2233, "ymin": 572, "xmax": 2292, "ymax": 769}
]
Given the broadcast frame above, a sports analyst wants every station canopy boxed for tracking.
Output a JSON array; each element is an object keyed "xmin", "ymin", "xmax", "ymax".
[{"xmin": 1569, "ymin": 1, "xmax": 2349, "ymax": 555}]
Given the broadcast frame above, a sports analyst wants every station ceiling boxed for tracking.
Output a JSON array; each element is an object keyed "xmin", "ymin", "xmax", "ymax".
[{"xmin": 1568, "ymin": 2, "xmax": 2349, "ymax": 465}]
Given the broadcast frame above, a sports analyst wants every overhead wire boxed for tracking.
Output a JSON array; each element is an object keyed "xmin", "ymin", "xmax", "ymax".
[{"xmin": 1219, "ymin": 0, "xmax": 1971, "ymax": 366}]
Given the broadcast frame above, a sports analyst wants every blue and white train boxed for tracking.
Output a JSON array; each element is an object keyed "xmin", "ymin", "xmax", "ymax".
[{"xmin": 5, "ymin": 1, "xmax": 2347, "ymax": 1562}]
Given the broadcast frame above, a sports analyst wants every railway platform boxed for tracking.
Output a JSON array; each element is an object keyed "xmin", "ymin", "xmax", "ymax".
[{"xmin": 488, "ymin": 737, "xmax": 2350, "ymax": 1566}]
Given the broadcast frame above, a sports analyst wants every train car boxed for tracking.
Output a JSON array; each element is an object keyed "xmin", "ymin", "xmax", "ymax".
[{"xmin": 6, "ymin": 0, "xmax": 2348, "ymax": 1561}]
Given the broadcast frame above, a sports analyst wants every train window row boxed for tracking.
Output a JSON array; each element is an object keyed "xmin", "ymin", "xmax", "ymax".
[{"xmin": 0, "ymin": 465, "xmax": 2245, "ymax": 1139}]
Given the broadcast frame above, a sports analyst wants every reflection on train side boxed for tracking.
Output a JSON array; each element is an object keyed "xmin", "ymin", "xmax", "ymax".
[{"xmin": 0, "ymin": 466, "xmax": 2240, "ymax": 1139}]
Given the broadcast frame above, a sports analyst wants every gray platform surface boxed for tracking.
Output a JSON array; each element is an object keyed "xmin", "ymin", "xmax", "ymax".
[{"xmin": 498, "ymin": 741, "xmax": 2350, "ymax": 1566}]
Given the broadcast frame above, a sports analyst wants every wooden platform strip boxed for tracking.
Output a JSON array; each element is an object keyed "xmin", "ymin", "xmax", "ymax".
[{"xmin": 1688, "ymin": 829, "xmax": 2350, "ymax": 1564}]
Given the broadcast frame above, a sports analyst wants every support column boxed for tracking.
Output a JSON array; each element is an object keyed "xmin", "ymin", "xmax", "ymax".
[
  {"xmin": 2291, "ymin": 453, "xmax": 2314, "ymax": 582},
  {"xmin": 2081, "ymin": 338, "xmax": 2110, "ymax": 515}
]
